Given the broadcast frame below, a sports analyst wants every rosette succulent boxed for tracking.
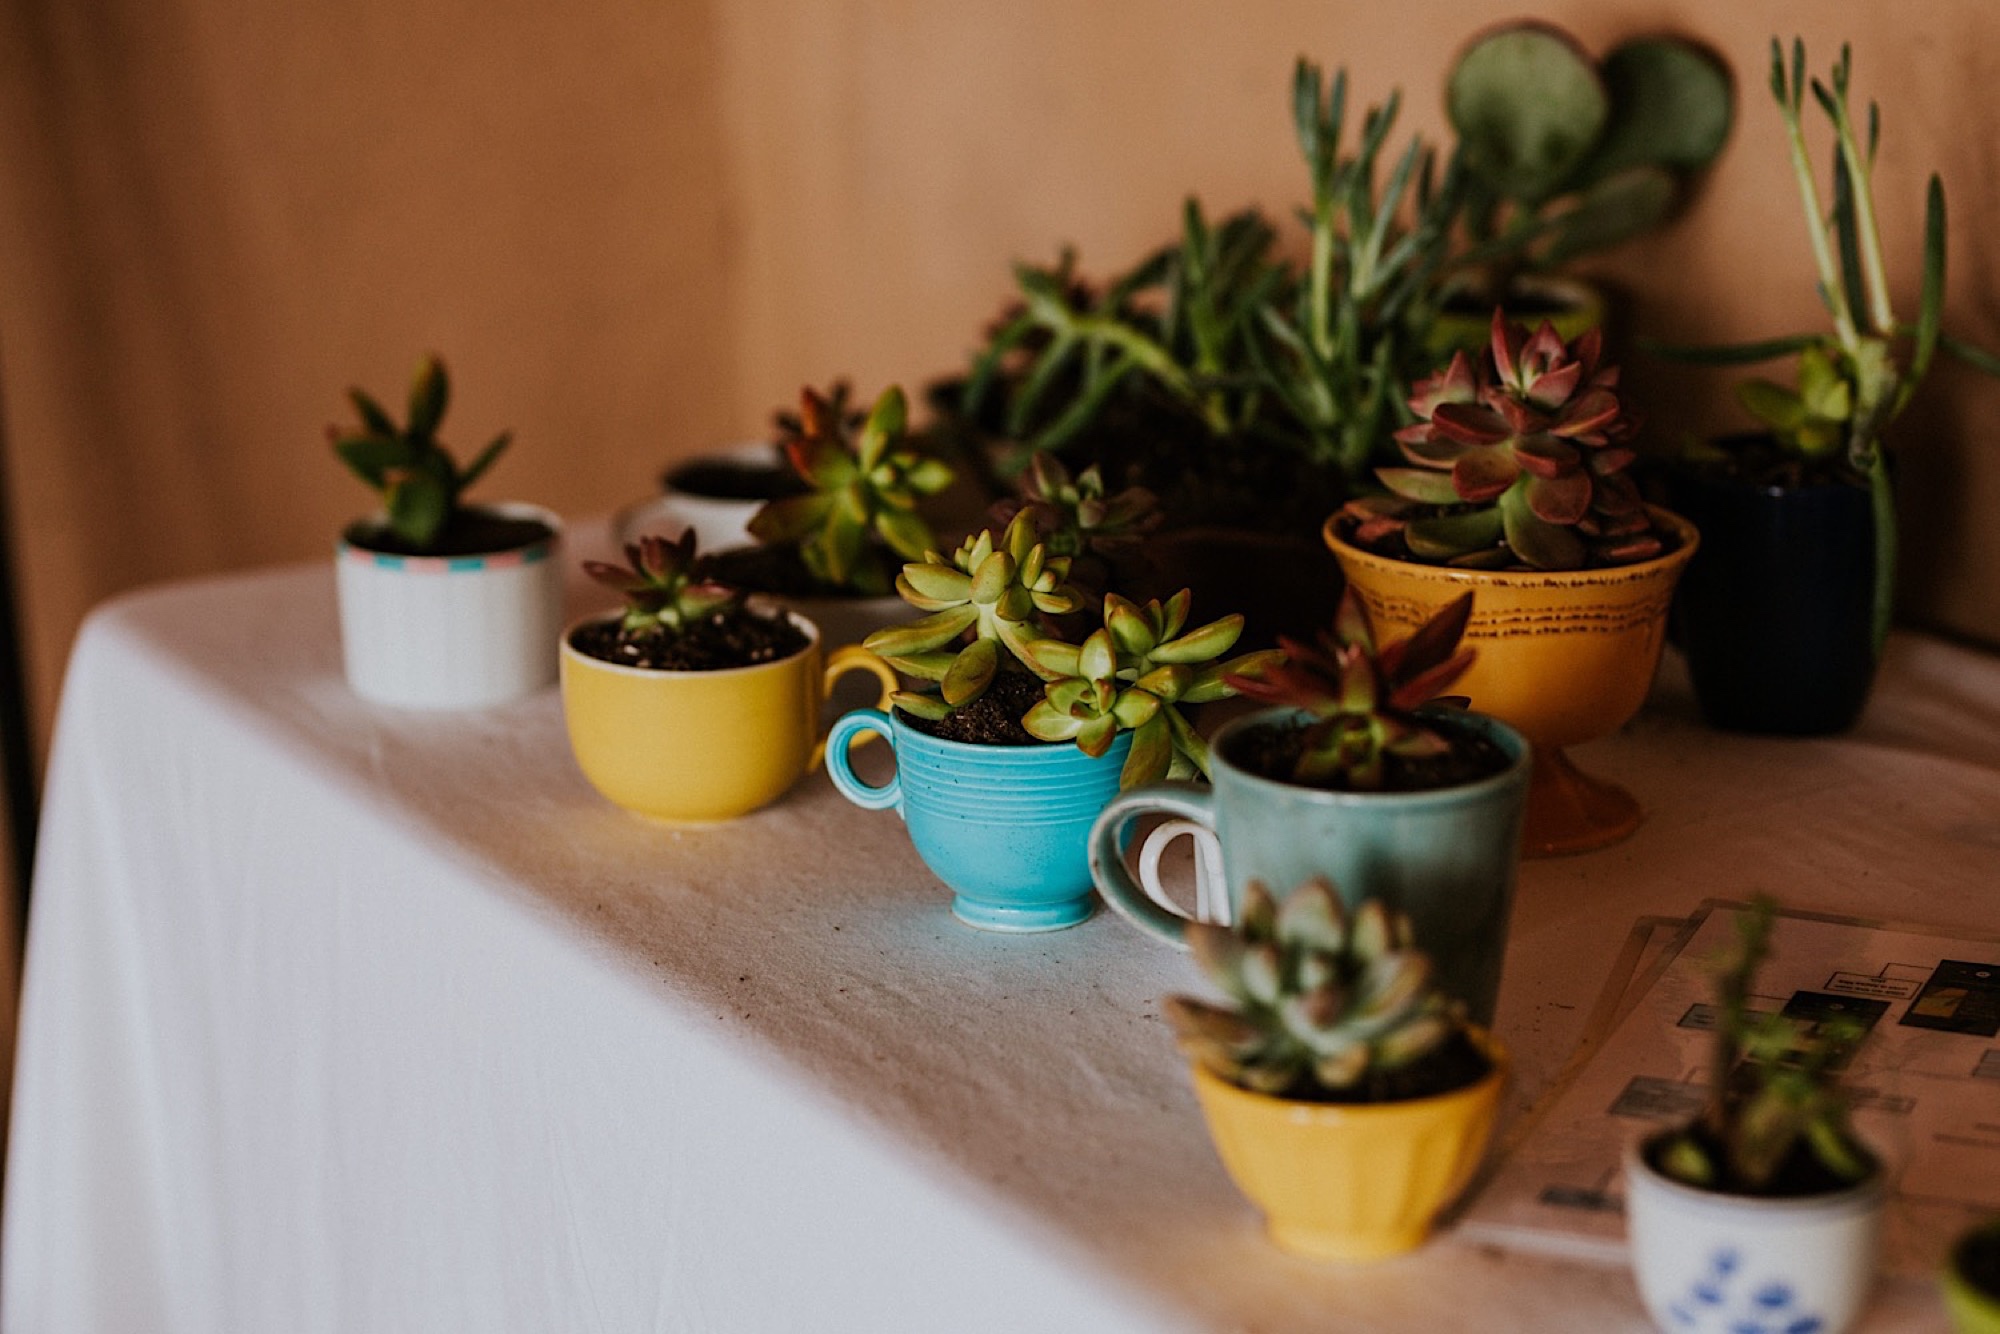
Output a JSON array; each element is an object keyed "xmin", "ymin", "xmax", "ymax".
[
  {"xmin": 583, "ymin": 532, "xmax": 743, "ymax": 640},
  {"xmin": 1021, "ymin": 590, "xmax": 1277, "ymax": 788},
  {"xmin": 1345, "ymin": 312, "xmax": 1659, "ymax": 570},
  {"xmin": 331, "ymin": 355, "xmax": 511, "ymax": 551},
  {"xmin": 860, "ymin": 513, "xmax": 1082, "ymax": 718},
  {"xmin": 748, "ymin": 383, "xmax": 956, "ymax": 595},
  {"xmin": 1166, "ymin": 878, "xmax": 1464, "ymax": 1099},
  {"xmin": 1225, "ymin": 588, "xmax": 1475, "ymax": 790}
]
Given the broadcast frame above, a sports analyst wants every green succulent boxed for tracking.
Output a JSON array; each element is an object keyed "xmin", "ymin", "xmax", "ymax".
[
  {"xmin": 1021, "ymin": 590, "xmax": 1277, "ymax": 789},
  {"xmin": 1225, "ymin": 588, "xmax": 1476, "ymax": 790},
  {"xmin": 1166, "ymin": 878, "xmax": 1464, "ymax": 1099},
  {"xmin": 1446, "ymin": 23, "xmax": 1733, "ymax": 280},
  {"xmin": 331, "ymin": 355, "xmax": 511, "ymax": 551},
  {"xmin": 748, "ymin": 383, "xmax": 956, "ymax": 596},
  {"xmin": 1653, "ymin": 897, "xmax": 1874, "ymax": 1195},
  {"xmin": 860, "ymin": 513, "xmax": 1082, "ymax": 718},
  {"xmin": 582, "ymin": 532, "xmax": 742, "ymax": 639},
  {"xmin": 992, "ymin": 453, "xmax": 1161, "ymax": 562},
  {"xmin": 1343, "ymin": 312, "xmax": 1657, "ymax": 571}
]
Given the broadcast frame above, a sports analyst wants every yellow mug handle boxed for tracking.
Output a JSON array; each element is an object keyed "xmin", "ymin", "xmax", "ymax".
[{"xmin": 810, "ymin": 646, "xmax": 900, "ymax": 769}]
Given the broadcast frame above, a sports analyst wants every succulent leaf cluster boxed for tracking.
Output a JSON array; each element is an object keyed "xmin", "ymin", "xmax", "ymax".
[
  {"xmin": 331, "ymin": 356, "xmax": 511, "ymax": 551},
  {"xmin": 1227, "ymin": 589, "xmax": 1476, "ymax": 790},
  {"xmin": 583, "ymin": 532, "xmax": 742, "ymax": 639},
  {"xmin": 748, "ymin": 384, "xmax": 955, "ymax": 596},
  {"xmin": 861, "ymin": 513, "xmax": 1082, "ymax": 718},
  {"xmin": 1346, "ymin": 313, "xmax": 1657, "ymax": 570},
  {"xmin": 1654, "ymin": 897, "xmax": 1874, "ymax": 1194},
  {"xmin": 990, "ymin": 454, "xmax": 1162, "ymax": 562},
  {"xmin": 1166, "ymin": 879, "xmax": 1464, "ymax": 1098},
  {"xmin": 1021, "ymin": 591, "xmax": 1277, "ymax": 788}
]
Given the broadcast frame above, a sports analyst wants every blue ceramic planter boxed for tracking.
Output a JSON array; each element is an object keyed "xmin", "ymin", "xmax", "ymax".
[{"xmin": 825, "ymin": 708, "xmax": 1132, "ymax": 933}]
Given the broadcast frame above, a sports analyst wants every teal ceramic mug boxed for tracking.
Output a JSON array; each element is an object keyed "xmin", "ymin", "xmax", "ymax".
[
  {"xmin": 1089, "ymin": 707, "xmax": 1531, "ymax": 1023},
  {"xmin": 826, "ymin": 707, "xmax": 1133, "ymax": 933}
]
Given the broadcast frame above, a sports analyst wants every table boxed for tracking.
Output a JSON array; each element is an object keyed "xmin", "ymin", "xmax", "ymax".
[{"xmin": 6, "ymin": 540, "xmax": 1998, "ymax": 1332}]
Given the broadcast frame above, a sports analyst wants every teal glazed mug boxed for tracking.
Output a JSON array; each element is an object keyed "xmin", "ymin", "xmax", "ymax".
[
  {"xmin": 825, "ymin": 707, "xmax": 1133, "ymax": 933},
  {"xmin": 1088, "ymin": 707, "xmax": 1531, "ymax": 1023}
]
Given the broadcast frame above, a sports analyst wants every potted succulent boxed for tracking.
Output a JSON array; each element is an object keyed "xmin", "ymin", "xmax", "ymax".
[
  {"xmin": 1438, "ymin": 21, "xmax": 1734, "ymax": 351},
  {"xmin": 560, "ymin": 532, "xmax": 894, "ymax": 823},
  {"xmin": 1945, "ymin": 1216, "xmax": 2000, "ymax": 1333},
  {"xmin": 330, "ymin": 355, "xmax": 563, "ymax": 709},
  {"xmin": 1625, "ymin": 898, "xmax": 1884, "ymax": 1334},
  {"xmin": 1327, "ymin": 313, "xmax": 1697, "ymax": 856},
  {"xmin": 1091, "ymin": 589, "xmax": 1529, "ymax": 1024},
  {"xmin": 1657, "ymin": 39, "xmax": 2000, "ymax": 735},
  {"xmin": 617, "ymin": 438, "xmax": 804, "ymax": 555},
  {"xmin": 1165, "ymin": 877, "xmax": 1506, "ymax": 1261},
  {"xmin": 822, "ymin": 513, "xmax": 1268, "ymax": 932}
]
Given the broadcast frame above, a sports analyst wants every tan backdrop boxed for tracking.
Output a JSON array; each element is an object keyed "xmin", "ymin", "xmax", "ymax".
[{"xmin": 2, "ymin": 0, "xmax": 1997, "ymax": 789}]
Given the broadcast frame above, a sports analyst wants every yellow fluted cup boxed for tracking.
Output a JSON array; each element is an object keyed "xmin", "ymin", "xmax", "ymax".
[{"xmin": 560, "ymin": 612, "xmax": 896, "ymax": 823}]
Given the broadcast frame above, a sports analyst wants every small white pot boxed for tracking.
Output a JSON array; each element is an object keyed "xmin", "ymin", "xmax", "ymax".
[
  {"xmin": 1624, "ymin": 1135, "xmax": 1883, "ymax": 1334},
  {"xmin": 615, "ymin": 441, "xmax": 790, "ymax": 552},
  {"xmin": 335, "ymin": 503, "xmax": 564, "ymax": 709}
]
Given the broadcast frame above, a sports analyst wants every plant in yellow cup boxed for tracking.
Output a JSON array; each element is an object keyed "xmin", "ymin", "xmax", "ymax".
[
  {"xmin": 560, "ymin": 532, "xmax": 894, "ymax": 823},
  {"xmin": 1165, "ymin": 877, "xmax": 1505, "ymax": 1261}
]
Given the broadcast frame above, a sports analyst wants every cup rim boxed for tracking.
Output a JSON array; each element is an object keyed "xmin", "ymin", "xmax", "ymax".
[
  {"xmin": 1324, "ymin": 503, "xmax": 1699, "ymax": 588},
  {"xmin": 560, "ymin": 608, "xmax": 819, "ymax": 680},
  {"xmin": 1190, "ymin": 1026, "xmax": 1508, "ymax": 1116},
  {"xmin": 338, "ymin": 501, "xmax": 564, "ymax": 565},
  {"xmin": 1623, "ymin": 1129, "xmax": 1887, "ymax": 1220},
  {"xmin": 1206, "ymin": 707, "xmax": 1530, "ymax": 808}
]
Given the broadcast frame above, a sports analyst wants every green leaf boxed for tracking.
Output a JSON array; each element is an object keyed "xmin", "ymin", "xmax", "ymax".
[
  {"xmin": 1641, "ymin": 333, "xmax": 1822, "ymax": 366},
  {"xmin": 406, "ymin": 357, "xmax": 448, "ymax": 441},
  {"xmin": 1908, "ymin": 175, "xmax": 1946, "ymax": 392},
  {"xmin": 941, "ymin": 637, "xmax": 999, "ymax": 706},
  {"xmin": 1734, "ymin": 378, "xmax": 1807, "ymax": 431},
  {"xmin": 1447, "ymin": 24, "xmax": 1607, "ymax": 205},
  {"xmin": 872, "ymin": 507, "xmax": 934, "ymax": 562},
  {"xmin": 387, "ymin": 476, "xmax": 449, "ymax": 549},
  {"xmin": 856, "ymin": 385, "xmax": 906, "ymax": 470},
  {"xmin": 457, "ymin": 431, "xmax": 511, "ymax": 494},
  {"xmin": 347, "ymin": 389, "xmax": 397, "ymax": 438},
  {"xmin": 333, "ymin": 434, "xmax": 407, "ymax": 488},
  {"xmin": 863, "ymin": 605, "xmax": 977, "ymax": 657}
]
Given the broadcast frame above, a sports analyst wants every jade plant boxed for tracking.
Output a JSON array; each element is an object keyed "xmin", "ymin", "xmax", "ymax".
[
  {"xmin": 747, "ymin": 383, "xmax": 956, "ymax": 596},
  {"xmin": 331, "ymin": 355, "xmax": 512, "ymax": 551},
  {"xmin": 1446, "ymin": 22, "xmax": 1733, "ymax": 285},
  {"xmin": 1660, "ymin": 39, "xmax": 2000, "ymax": 655},
  {"xmin": 583, "ymin": 532, "xmax": 741, "ymax": 640},
  {"xmin": 1651, "ymin": 897, "xmax": 1875, "ymax": 1195},
  {"xmin": 1165, "ymin": 878, "xmax": 1470, "ymax": 1100},
  {"xmin": 1342, "ymin": 312, "xmax": 1659, "ymax": 570},
  {"xmin": 1021, "ymin": 590, "xmax": 1275, "ymax": 788},
  {"xmin": 862, "ymin": 513, "xmax": 1269, "ymax": 788},
  {"xmin": 1225, "ymin": 589, "xmax": 1476, "ymax": 790}
]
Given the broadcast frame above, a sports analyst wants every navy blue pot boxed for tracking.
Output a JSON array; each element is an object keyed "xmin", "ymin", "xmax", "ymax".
[{"xmin": 1667, "ymin": 463, "xmax": 1878, "ymax": 735}]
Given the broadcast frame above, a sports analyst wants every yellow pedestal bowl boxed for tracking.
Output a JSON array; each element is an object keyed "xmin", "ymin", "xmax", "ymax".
[{"xmin": 1325, "ymin": 508, "xmax": 1698, "ymax": 856}]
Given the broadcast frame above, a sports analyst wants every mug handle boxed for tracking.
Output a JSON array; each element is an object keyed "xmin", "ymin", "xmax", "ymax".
[
  {"xmin": 1136, "ymin": 818, "xmax": 1229, "ymax": 926},
  {"xmin": 810, "ymin": 647, "xmax": 900, "ymax": 770},
  {"xmin": 1088, "ymin": 785, "xmax": 1217, "ymax": 948},
  {"xmin": 823, "ymin": 708, "xmax": 900, "ymax": 811}
]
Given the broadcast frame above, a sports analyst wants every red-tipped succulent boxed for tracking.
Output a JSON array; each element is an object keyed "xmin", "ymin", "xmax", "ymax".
[
  {"xmin": 1343, "ymin": 312, "xmax": 1661, "ymax": 570},
  {"xmin": 1225, "ymin": 589, "xmax": 1477, "ymax": 790}
]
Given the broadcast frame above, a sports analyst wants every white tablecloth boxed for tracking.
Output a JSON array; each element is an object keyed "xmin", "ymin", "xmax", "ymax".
[{"xmin": 6, "ymin": 543, "xmax": 1997, "ymax": 1332}]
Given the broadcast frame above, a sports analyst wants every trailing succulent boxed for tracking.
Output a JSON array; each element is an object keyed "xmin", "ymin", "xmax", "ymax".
[
  {"xmin": 1226, "ymin": 589, "xmax": 1475, "ymax": 790},
  {"xmin": 862, "ymin": 513, "xmax": 1268, "ymax": 788},
  {"xmin": 1652, "ymin": 897, "xmax": 1874, "ymax": 1195},
  {"xmin": 1343, "ymin": 313, "xmax": 1658, "ymax": 570},
  {"xmin": 582, "ymin": 532, "xmax": 743, "ymax": 640},
  {"xmin": 331, "ymin": 355, "xmax": 512, "ymax": 551},
  {"xmin": 1166, "ymin": 878, "xmax": 1468, "ymax": 1100},
  {"xmin": 748, "ymin": 383, "xmax": 956, "ymax": 596}
]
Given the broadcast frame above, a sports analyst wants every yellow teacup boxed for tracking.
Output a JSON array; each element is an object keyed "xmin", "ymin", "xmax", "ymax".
[{"xmin": 559, "ymin": 611, "xmax": 896, "ymax": 822}]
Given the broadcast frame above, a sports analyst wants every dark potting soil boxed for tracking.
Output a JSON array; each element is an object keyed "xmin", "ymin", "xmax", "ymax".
[
  {"xmin": 894, "ymin": 669, "xmax": 1045, "ymax": 746},
  {"xmin": 344, "ymin": 510, "xmax": 553, "ymax": 558},
  {"xmin": 1642, "ymin": 1124, "xmax": 1878, "ymax": 1200},
  {"xmin": 1956, "ymin": 1225, "xmax": 2000, "ymax": 1300},
  {"xmin": 1224, "ymin": 715, "xmax": 1511, "ymax": 793},
  {"xmin": 661, "ymin": 456, "xmax": 808, "ymax": 503},
  {"xmin": 1283, "ymin": 1028, "xmax": 1493, "ymax": 1105},
  {"xmin": 1680, "ymin": 434, "xmax": 1868, "ymax": 492},
  {"xmin": 569, "ymin": 606, "xmax": 808, "ymax": 672}
]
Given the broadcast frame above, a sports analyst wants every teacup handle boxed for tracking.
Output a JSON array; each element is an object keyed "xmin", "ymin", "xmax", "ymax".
[
  {"xmin": 824, "ymin": 708, "xmax": 900, "ymax": 811},
  {"xmin": 1088, "ymin": 785, "xmax": 1216, "ymax": 948},
  {"xmin": 1137, "ymin": 818, "xmax": 1229, "ymax": 926},
  {"xmin": 810, "ymin": 648, "xmax": 900, "ymax": 770}
]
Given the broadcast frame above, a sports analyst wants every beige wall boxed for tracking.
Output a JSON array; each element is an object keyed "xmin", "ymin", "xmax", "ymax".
[{"xmin": 2, "ymin": 0, "xmax": 1998, "ymax": 774}]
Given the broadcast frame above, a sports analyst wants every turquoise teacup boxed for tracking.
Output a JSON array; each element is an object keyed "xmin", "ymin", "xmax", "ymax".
[
  {"xmin": 1089, "ymin": 707, "xmax": 1530, "ymax": 1023},
  {"xmin": 825, "ymin": 707, "xmax": 1132, "ymax": 932}
]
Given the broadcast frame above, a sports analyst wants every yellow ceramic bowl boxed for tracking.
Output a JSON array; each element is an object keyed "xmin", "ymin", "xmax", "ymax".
[
  {"xmin": 1190, "ymin": 1032, "xmax": 1507, "ymax": 1262},
  {"xmin": 559, "ymin": 612, "xmax": 895, "ymax": 823},
  {"xmin": 1325, "ymin": 508, "xmax": 1697, "ymax": 752}
]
